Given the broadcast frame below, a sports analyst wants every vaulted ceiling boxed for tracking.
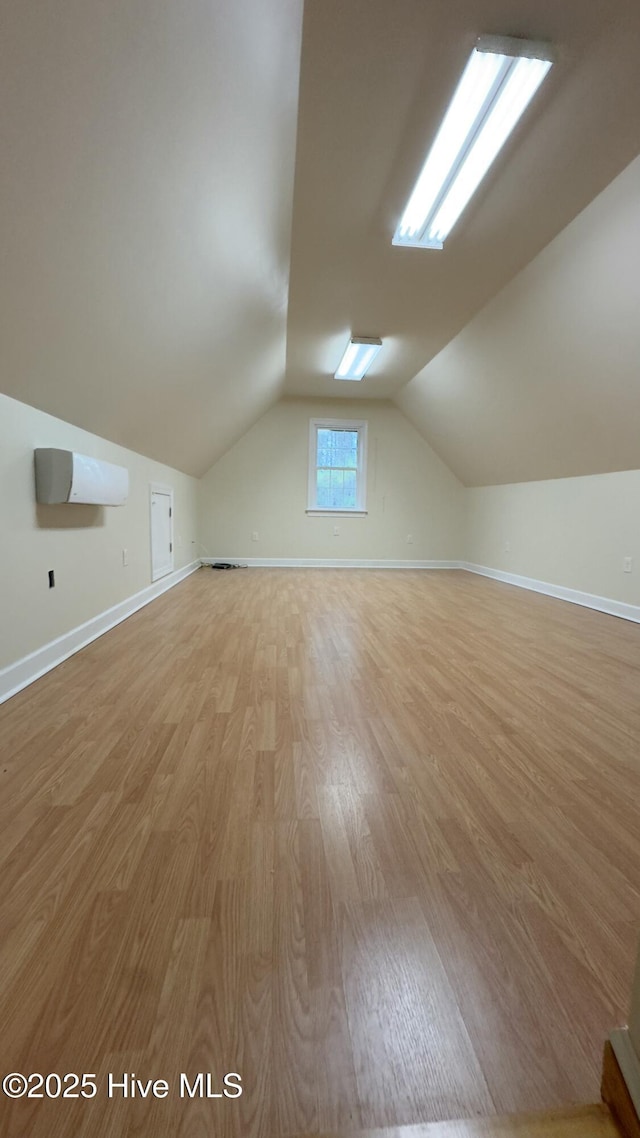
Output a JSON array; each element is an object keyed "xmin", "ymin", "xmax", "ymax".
[
  {"xmin": 1, "ymin": 0, "xmax": 640, "ymax": 481},
  {"xmin": 0, "ymin": 0, "xmax": 303, "ymax": 477}
]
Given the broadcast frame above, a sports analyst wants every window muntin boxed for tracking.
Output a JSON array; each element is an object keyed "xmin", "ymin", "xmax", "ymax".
[
  {"xmin": 308, "ymin": 419, "xmax": 367, "ymax": 513},
  {"xmin": 316, "ymin": 428, "xmax": 358, "ymax": 509}
]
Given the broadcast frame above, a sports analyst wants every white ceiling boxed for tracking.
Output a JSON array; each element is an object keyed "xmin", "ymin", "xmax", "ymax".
[
  {"xmin": 0, "ymin": 0, "xmax": 303, "ymax": 477},
  {"xmin": 1, "ymin": 0, "xmax": 640, "ymax": 481},
  {"xmin": 285, "ymin": 0, "xmax": 640, "ymax": 402},
  {"xmin": 397, "ymin": 154, "xmax": 640, "ymax": 485}
]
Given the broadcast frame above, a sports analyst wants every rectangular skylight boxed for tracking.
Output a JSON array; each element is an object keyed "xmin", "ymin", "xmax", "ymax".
[
  {"xmin": 393, "ymin": 36, "xmax": 553, "ymax": 249},
  {"xmin": 334, "ymin": 336, "xmax": 383, "ymax": 380}
]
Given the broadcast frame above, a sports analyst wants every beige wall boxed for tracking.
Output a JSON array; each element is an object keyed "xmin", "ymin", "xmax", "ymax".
[
  {"xmin": 466, "ymin": 469, "xmax": 640, "ymax": 606},
  {"xmin": 0, "ymin": 393, "xmax": 199, "ymax": 671},
  {"xmin": 397, "ymin": 155, "xmax": 640, "ymax": 487},
  {"xmin": 4, "ymin": 384, "xmax": 639, "ymax": 683},
  {"xmin": 199, "ymin": 398, "xmax": 465, "ymax": 562}
]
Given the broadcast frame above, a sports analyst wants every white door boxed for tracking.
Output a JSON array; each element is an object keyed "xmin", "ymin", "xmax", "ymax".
[{"xmin": 150, "ymin": 486, "xmax": 173, "ymax": 581}]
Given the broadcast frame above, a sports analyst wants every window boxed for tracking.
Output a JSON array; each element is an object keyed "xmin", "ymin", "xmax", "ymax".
[{"xmin": 307, "ymin": 418, "xmax": 367, "ymax": 514}]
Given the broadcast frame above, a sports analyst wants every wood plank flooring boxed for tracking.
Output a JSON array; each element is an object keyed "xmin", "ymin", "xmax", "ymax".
[
  {"xmin": 0, "ymin": 567, "xmax": 639, "ymax": 1138},
  {"xmin": 290, "ymin": 1103, "xmax": 623, "ymax": 1137}
]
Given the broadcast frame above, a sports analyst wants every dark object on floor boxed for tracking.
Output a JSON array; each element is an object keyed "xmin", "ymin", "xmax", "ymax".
[{"xmin": 211, "ymin": 562, "xmax": 240, "ymax": 570}]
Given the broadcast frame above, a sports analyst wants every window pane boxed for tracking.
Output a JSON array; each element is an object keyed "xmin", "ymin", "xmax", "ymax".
[
  {"xmin": 312, "ymin": 422, "xmax": 365, "ymax": 510},
  {"xmin": 343, "ymin": 469, "xmax": 356, "ymax": 508},
  {"xmin": 315, "ymin": 467, "xmax": 358, "ymax": 509},
  {"xmin": 316, "ymin": 430, "xmax": 333, "ymax": 467},
  {"xmin": 317, "ymin": 428, "xmax": 358, "ymax": 469},
  {"xmin": 316, "ymin": 478, "xmax": 333, "ymax": 508}
]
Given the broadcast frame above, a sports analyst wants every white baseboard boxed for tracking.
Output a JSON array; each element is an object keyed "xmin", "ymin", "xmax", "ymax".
[
  {"xmin": 461, "ymin": 562, "xmax": 640, "ymax": 624},
  {"xmin": 202, "ymin": 559, "xmax": 640, "ymax": 622},
  {"xmin": 0, "ymin": 561, "xmax": 201, "ymax": 705},
  {"xmin": 201, "ymin": 557, "xmax": 461, "ymax": 569},
  {"xmin": 4, "ymin": 557, "xmax": 636, "ymax": 706},
  {"xmin": 610, "ymin": 1028, "xmax": 640, "ymax": 1118}
]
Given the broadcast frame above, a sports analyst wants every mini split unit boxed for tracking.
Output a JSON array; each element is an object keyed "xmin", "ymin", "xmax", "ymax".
[{"xmin": 34, "ymin": 449, "xmax": 129, "ymax": 506}]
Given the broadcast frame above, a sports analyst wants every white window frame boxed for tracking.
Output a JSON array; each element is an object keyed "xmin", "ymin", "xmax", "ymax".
[{"xmin": 306, "ymin": 418, "xmax": 368, "ymax": 516}]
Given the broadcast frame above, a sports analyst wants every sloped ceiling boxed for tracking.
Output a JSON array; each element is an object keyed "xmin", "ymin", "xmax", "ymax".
[
  {"xmin": 1, "ymin": 0, "xmax": 640, "ymax": 482},
  {"xmin": 285, "ymin": 0, "xmax": 640, "ymax": 409},
  {"xmin": 397, "ymin": 154, "xmax": 640, "ymax": 486},
  {"xmin": 0, "ymin": 0, "xmax": 303, "ymax": 477}
]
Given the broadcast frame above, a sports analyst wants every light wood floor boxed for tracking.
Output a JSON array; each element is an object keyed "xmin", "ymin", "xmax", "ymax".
[
  {"xmin": 1, "ymin": 568, "xmax": 639, "ymax": 1138},
  {"xmin": 291, "ymin": 1103, "xmax": 623, "ymax": 1137}
]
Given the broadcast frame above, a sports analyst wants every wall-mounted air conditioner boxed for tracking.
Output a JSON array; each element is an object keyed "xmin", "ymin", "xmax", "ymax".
[{"xmin": 34, "ymin": 449, "xmax": 129, "ymax": 506}]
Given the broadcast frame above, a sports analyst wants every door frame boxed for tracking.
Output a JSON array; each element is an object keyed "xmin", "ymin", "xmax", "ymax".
[{"xmin": 149, "ymin": 482, "xmax": 174, "ymax": 582}]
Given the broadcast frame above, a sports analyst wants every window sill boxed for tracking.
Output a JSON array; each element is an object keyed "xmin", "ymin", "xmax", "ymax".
[{"xmin": 306, "ymin": 509, "xmax": 368, "ymax": 517}]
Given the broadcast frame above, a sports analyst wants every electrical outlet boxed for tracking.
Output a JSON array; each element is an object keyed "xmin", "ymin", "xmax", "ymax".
[
  {"xmin": 504, "ymin": 540, "xmax": 511, "ymax": 552},
  {"xmin": 623, "ymin": 556, "xmax": 633, "ymax": 573},
  {"xmin": 251, "ymin": 531, "xmax": 259, "ymax": 542},
  {"xmin": 48, "ymin": 569, "xmax": 55, "ymax": 588},
  {"xmin": 122, "ymin": 548, "xmax": 128, "ymax": 567},
  {"xmin": 333, "ymin": 525, "xmax": 340, "ymax": 537},
  {"xmin": 407, "ymin": 533, "xmax": 414, "ymax": 544}
]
